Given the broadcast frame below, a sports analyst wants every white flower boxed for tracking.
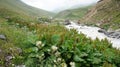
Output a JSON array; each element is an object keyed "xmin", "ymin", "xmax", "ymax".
[
  {"xmin": 47, "ymin": 49, "xmax": 51, "ymax": 52},
  {"xmin": 55, "ymin": 51, "xmax": 61, "ymax": 57},
  {"xmin": 41, "ymin": 44, "xmax": 45, "ymax": 47},
  {"xmin": 12, "ymin": 56, "xmax": 15, "ymax": 59},
  {"xmin": 70, "ymin": 62, "xmax": 75, "ymax": 67},
  {"xmin": 54, "ymin": 65, "xmax": 56, "ymax": 67},
  {"xmin": 12, "ymin": 64, "xmax": 15, "ymax": 66},
  {"xmin": 54, "ymin": 60, "xmax": 57, "ymax": 63},
  {"xmin": 41, "ymin": 53, "xmax": 44, "ymax": 56},
  {"xmin": 61, "ymin": 63, "xmax": 67, "ymax": 67},
  {"xmin": 36, "ymin": 41, "xmax": 42, "ymax": 47},
  {"xmin": 51, "ymin": 46, "xmax": 58, "ymax": 52},
  {"xmin": 30, "ymin": 23, "xmax": 35, "ymax": 26},
  {"xmin": 57, "ymin": 58, "xmax": 62, "ymax": 62}
]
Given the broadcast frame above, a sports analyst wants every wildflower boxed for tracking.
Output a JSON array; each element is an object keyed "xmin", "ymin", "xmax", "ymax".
[
  {"xmin": 54, "ymin": 60, "xmax": 57, "ymax": 63},
  {"xmin": 51, "ymin": 46, "xmax": 58, "ymax": 52},
  {"xmin": 12, "ymin": 64, "xmax": 15, "ymax": 66},
  {"xmin": 36, "ymin": 41, "xmax": 42, "ymax": 47},
  {"xmin": 47, "ymin": 49, "xmax": 51, "ymax": 52},
  {"xmin": 70, "ymin": 62, "xmax": 75, "ymax": 67},
  {"xmin": 55, "ymin": 51, "xmax": 61, "ymax": 57},
  {"xmin": 61, "ymin": 63, "xmax": 67, "ymax": 67},
  {"xmin": 41, "ymin": 53, "xmax": 44, "ymax": 56},
  {"xmin": 12, "ymin": 56, "xmax": 15, "ymax": 59},
  {"xmin": 54, "ymin": 65, "xmax": 56, "ymax": 67},
  {"xmin": 57, "ymin": 58, "xmax": 62, "ymax": 62},
  {"xmin": 30, "ymin": 23, "xmax": 35, "ymax": 26},
  {"xmin": 41, "ymin": 44, "xmax": 45, "ymax": 47},
  {"xmin": 16, "ymin": 23, "xmax": 19, "ymax": 26}
]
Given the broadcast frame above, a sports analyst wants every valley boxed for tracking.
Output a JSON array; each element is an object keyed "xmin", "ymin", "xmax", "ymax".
[{"xmin": 0, "ymin": 0, "xmax": 120, "ymax": 67}]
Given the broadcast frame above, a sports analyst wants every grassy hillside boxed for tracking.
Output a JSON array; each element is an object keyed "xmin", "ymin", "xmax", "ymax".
[
  {"xmin": 81, "ymin": 0, "xmax": 120, "ymax": 30},
  {"xmin": 54, "ymin": 6, "xmax": 92, "ymax": 20},
  {"xmin": 0, "ymin": 0, "xmax": 54, "ymax": 22},
  {"xmin": 0, "ymin": 20, "xmax": 120, "ymax": 67},
  {"xmin": 0, "ymin": 0, "xmax": 120, "ymax": 67}
]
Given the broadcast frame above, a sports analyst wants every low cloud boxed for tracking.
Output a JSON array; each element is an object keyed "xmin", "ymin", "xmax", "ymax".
[{"xmin": 21, "ymin": 0, "xmax": 99, "ymax": 12}]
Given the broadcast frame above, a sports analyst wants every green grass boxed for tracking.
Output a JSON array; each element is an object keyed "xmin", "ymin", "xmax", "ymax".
[
  {"xmin": 0, "ymin": 20, "xmax": 120, "ymax": 67},
  {"xmin": 0, "ymin": 0, "xmax": 120, "ymax": 67}
]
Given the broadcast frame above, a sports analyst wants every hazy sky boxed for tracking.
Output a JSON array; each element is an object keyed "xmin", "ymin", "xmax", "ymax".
[{"xmin": 21, "ymin": 0, "xmax": 99, "ymax": 12}]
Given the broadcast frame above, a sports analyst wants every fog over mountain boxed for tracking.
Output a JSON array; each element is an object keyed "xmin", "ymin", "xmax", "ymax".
[{"xmin": 21, "ymin": 0, "xmax": 99, "ymax": 12}]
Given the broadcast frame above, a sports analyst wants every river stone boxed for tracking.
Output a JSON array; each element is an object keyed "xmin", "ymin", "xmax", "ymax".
[
  {"xmin": 0, "ymin": 34, "xmax": 6, "ymax": 40},
  {"xmin": 98, "ymin": 29, "xmax": 120, "ymax": 39},
  {"xmin": 64, "ymin": 20, "xmax": 71, "ymax": 25},
  {"xmin": 98, "ymin": 29, "xmax": 108, "ymax": 35},
  {"xmin": 116, "ymin": 35, "xmax": 120, "ymax": 39},
  {"xmin": 107, "ymin": 32, "xmax": 120, "ymax": 39}
]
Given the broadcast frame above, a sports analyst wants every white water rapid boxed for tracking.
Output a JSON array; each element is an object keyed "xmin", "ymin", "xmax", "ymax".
[{"xmin": 65, "ymin": 22, "xmax": 120, "ymax": 49}]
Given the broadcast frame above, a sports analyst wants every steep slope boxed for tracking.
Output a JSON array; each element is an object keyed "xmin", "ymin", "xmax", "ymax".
[
  {"xmin": 0, "ymin": 0, "xmax": 54, "ymax": 21},
  {"xmin": 81, "ymin": 0, "xmax": 120, "ymax": 30},
  {"xmin": 54, "ymin": 6, "xmax": 92, "ymax": 20}
]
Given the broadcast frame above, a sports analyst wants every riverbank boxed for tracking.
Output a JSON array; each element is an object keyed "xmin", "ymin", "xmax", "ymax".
[{"xmin": 65, "ymin": 22, "xmax": 120, "ymax": 49}]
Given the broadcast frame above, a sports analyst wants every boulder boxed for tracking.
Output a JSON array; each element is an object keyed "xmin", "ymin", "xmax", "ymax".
[
  {"xmin": 98, "ymin": 29, "xmax": 120, "ymax": 39},
  {"xmin": 116, "ymin": 35, "xmax": 120, "ymax": 39},
  {"xmin": 0, "ymin": 34, "xmax": 6, "ymax": 40},
  {"xmin": 107, "ymin": 32, "xmax": 120, "ymax": 39},
  {"xmin": 64, "ymin": 20, "xmax": 71, "ymax": 25},
  {"xmin": 98, "ymin": 29, "xmax": 108, "ymax": 35}
]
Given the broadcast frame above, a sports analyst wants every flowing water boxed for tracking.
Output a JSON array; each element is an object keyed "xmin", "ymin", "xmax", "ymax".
[{"xmin": 65, "ymin": 22, "xmax": 120, "ymax": 49}]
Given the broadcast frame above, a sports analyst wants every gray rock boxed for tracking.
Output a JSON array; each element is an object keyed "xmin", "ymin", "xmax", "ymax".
[
  {"xmin": 107, "ymin": 32, "xmax": 120, "ymax": 39},
  {"xmin": 116, "ymin": 35, "xmax": 120, "ymax": 39},
  {"xmin": 98, "ymin": 29, "xmax": 108, "ymax": 35},
  {"xmin": 5, "ymin": 55, "xmax": 13, "ymax": 61},
  {"xmin": 64, "ymin": 20, "xmax": 71, "ymax": 25},
  {"xmin": 0, "ymin": 34, "xmax": 6, "ymax": 40},
  {"xmin": 98, "ymin": 29, "xmax": 120, "ymax": 39}
]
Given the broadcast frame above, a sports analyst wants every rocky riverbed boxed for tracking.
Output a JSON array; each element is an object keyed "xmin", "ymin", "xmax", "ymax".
[{"xmin": 65, "ymin": 22, "xmax": 120, "ymax": 49}]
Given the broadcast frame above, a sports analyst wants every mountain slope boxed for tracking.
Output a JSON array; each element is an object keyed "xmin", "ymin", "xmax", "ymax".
[
  {"xmin": 0, "ymin": 0, "xmax": 54, "ymax": 21},
  {"xmin": 81, "ymin": 0, "xmax": 120, "ymax": 30},
  {"xmin": 54, "ymin": 6, "xmax": 92, "ymax": 20}
]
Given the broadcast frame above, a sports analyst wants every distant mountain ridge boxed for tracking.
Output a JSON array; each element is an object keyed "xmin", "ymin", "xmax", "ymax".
[
  {"xmin": 0, "ymin": 0, "xmax": 54, "ymax": 20},
  {"xmin": 54, "ymin": 5, "xmax": 93, "ymax": 20}
]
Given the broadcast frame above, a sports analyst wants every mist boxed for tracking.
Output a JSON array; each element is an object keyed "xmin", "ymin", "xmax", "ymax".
[{"xmin": 21, "ymin": 0, "xmax": 99, "ymax": 12}]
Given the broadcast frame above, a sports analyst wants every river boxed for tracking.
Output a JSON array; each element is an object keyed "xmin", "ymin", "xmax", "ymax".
[{"xmin": 65, "ymin": 22, "xmax": 120, "ymax": 49}]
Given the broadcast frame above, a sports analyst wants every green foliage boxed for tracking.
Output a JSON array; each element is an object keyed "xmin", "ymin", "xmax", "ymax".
[{"xmin": 0, "ymin": 16, "xmax": 120, "ymax": 67}]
